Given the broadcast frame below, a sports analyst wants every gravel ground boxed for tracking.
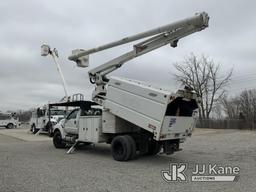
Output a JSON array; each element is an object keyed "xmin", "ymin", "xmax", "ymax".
[{"xmin": 0, "ymin": 127, "xmax": 255, "ymax": 192}]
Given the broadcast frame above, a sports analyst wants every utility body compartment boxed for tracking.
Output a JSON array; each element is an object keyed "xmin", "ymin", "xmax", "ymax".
[{"xmin": 78, "ymin": 116, "xmax": 105, "ymax": 143}]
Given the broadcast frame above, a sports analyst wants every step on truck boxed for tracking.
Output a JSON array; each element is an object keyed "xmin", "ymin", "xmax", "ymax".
[{"xmin": 48, "ymin": 12, "xmax": 210, "ymax": 161}]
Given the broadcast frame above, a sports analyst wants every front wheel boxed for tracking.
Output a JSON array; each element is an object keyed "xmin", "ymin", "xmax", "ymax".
[
  {"xmin": 6, "ymin": 123, "xmax": 14, "ymax": 129},
  {"xmin": 53, "ymin": 131, "xmax": 66, "ymax": 148}
]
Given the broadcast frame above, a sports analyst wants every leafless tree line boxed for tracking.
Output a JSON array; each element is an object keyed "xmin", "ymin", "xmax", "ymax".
[
  {"xmin": 222, "ymin": 90, "xmax": 256, "ymax": 122},
  {"xmin": 173, "ymin": 53, "xmax": 256, "ymax": 129}
]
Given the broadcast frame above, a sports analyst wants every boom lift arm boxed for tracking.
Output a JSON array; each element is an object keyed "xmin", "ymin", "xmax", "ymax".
[{"xmin": 68, "ymin": 12, "xmax": 209, "ymax": 104}]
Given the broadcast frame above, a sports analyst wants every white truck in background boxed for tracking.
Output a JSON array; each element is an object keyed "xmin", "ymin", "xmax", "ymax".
[
  {"xmin": 30, "ymin": 94, "xmax": 84, "ymax": 136},
  {"xmin": 30, "ymin": 105, "xmax": 66, "ymax": 136},
  {"xmin": 0, "ymin": 113, "xmax": 19, "ymax": 129},
  {"xmin": 48, "ymin": 12, "xmax": 209, "ymax": 161}
]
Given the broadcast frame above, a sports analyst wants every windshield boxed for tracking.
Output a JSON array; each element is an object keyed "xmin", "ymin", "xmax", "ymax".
[
  {"xmin": 50, "ymin": 110, "xmax": 65, "ymax": 116},
  {"xmin": 0, "ymin": 114, "xmax": 12, "ymax": 120}
]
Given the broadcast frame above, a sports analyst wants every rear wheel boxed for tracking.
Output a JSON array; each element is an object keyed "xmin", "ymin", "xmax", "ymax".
[
  {"xmin": 46, "ymin": 122, "xmax": 53, "ymax": 137},
  {"xmin": 31, "ymin": 124, "xmax": 38, "ymax": 134},
  {"xmin": 48, "ymin": 128, "xmax": 53, "ymax": 137},
  {"xmin": 111, "ymin": 135, "xmax": 134, "ymax": 161},
  {"xmin": 53, "ymin": 131, "xmax": 66, "ymax": 148},
  {"xmin": 6, "ymin": 123, "xmax": 14, "ymax": 129},
  {"xmin": 125, "ymin": 135, "xmax": 136, "ymax": 160}
]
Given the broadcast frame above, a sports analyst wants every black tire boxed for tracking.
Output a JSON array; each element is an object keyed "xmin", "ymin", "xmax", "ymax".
[
  {"xmin": 53, "ymin": 131, "xmax": 66, "ymax": 148},
  {"xmin": 48, "ymin": 129, "xmax": 54, "ymax": 137},
  {"xmin": 31, "ymin": 124, "xmax": 38, "ymax": 134},
  {"xmin": 111, "ymin": 135, "xmax": 132, "ymax": 161},
  {"xmin": 6, "ymin": 123, "xmax": 14, "ymax": 129},
  {"xmin": 46, "ymin": 122, "xmax": 53, "ymax": 137},
  {"xmin": 146, "ymin": 139, "xmax": 161, "ymax": 156},
  {"xmin": 125, "ymin": 135, "xmax": 136, "ymax": 160}
]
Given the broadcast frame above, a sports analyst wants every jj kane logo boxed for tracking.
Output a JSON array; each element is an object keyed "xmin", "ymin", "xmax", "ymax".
[
  {"xmin": 162, "ymin": 163, "xmax": 240, "ymax": 182},
  {"xmin": 162, "ymin": 163, "xmax": 188, "ymax": 182}
]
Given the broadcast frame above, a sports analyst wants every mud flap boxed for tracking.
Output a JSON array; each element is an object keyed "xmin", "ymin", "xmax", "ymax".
[{"xmin": 163, "ymin": 139, "xmax": 180, "ymax": 155}]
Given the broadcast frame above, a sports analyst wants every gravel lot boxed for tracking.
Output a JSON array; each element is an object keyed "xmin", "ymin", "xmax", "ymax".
[{"xmin": 0, "ymin": 127, "xmax": 255, "ymax": 192}]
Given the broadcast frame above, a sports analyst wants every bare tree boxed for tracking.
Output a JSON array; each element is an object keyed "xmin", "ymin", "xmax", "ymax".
[
  {"xmin": 211, "ymin": 102, "xmax": 224, "ymax": 120},
  {"xmin": 239, "ymin": 89, "xmax": 256, "ymax": 122},
  {"xmin": 174, "ymin": 53, "xmax": 232, "ymax": 119},
  {"xmin": 221, "ymin": 89, "xmax": 256, "ymax": 129},
  {"xmin": 221, "ymin": 95, "xmax": 241, "ymax": 119}
]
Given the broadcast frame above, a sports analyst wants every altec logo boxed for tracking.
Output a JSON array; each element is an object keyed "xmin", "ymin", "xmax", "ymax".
[
  {"xmin": 162, "ymin": 163, "xmax": 239, "ymax": 182},
  {"xmin": 169, "ymin": 118, "xmax": 176, "ymax": 127}
]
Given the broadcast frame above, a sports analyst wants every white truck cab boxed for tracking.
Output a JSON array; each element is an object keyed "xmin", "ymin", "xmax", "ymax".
[
  {"xmin": 30, "ymin": 105, "xmax": 65, "ymax": 136},
  {"xmin": 0, "ymin": 113, "xmax": 19, "ymax": 129}
]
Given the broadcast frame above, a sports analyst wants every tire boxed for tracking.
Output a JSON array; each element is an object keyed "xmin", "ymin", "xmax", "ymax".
[
  {"xmin": 46, "ymin": 122, "xmax": 53, "ymax": 137},
  {"xmin": 125, "ymin": 135, "xmax": 136, "ymax": 160},
  {"xmin": 6, "ymin": 123, "xmax": 14, "ymax": 129},
  {"xmin": 48, "ymin": 129, "xmax": 54, "ymax": 137},
  {"xmin": 111, "ymin": 135, "xmax": 133, "ymax": 161},
  {"xmin": 146, "ymin": 139, "xmax": 161, "ymax": 156},
  {"xmin": 31, "ymin": 124, "xmax": 38, "ymax": 134},
  {"xmin": 53, "ymin": 131, "xmax": 66, "ymax": 148}
]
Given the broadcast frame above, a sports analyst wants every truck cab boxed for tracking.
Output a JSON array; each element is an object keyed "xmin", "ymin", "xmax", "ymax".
[
  {"xmin": 53, "ymin": 102, "xmax": 103, "ymax": 143},
  {"xmin": 64, "ymin": 108, "xmax": 80, "ymax": 135},
  {"xmin": 30, "ymin": 105, "xmax": 66, "ymax": 136}
]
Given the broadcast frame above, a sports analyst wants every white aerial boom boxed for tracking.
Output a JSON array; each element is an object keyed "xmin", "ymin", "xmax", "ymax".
[
  {"xmin": 68, "ymin": 12, "xmax": 209, "ymax": 104},
  {"xmin": 41, "ymin": 45, "xmax": 69, "ymax": 100}
]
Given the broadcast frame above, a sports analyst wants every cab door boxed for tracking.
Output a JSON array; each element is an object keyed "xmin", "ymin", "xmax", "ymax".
[
  {"xmin": 64, "ymin": 109, "xmax": 79, "ymax": 134},
  {"xmin": 36, "ymin": 108, "xmax": 47, "ymax": 129},
  {"xmin": 0, "ymin": 115, "xmax": 5, "ymax": 126}
]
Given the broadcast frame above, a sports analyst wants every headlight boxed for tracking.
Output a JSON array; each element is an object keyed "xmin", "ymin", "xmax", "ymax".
[{"xmin": 52, "ymin": 121, "xmax": 57, "ymax": 125}]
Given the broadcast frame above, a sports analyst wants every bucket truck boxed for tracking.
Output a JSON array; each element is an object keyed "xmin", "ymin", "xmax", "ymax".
[
  {"xmin": 31, "ymin": 45, "xmax": 72, "ymax": 136},
  {"xmin": 0, "ymin": 113, "xmax": 19, "ymax": 129},
  {"xmin": 52, "ymin": 12, "xmax": 209, "ymax": 161}
]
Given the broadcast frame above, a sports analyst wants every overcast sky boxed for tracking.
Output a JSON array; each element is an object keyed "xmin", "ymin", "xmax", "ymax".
[{"xmin": 0, "ymin": 0, "xmax": 256, "ymax": 112}]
